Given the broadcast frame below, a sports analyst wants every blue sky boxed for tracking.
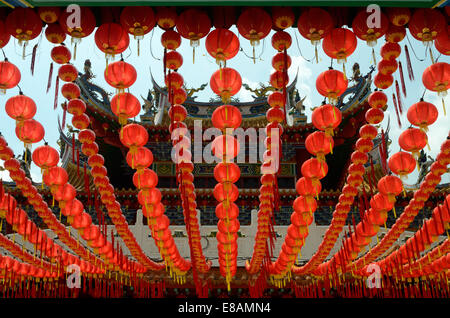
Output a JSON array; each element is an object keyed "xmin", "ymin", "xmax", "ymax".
[{"xmin": 0, "ymin": 24, "xmax": 449, "ymax": 186}]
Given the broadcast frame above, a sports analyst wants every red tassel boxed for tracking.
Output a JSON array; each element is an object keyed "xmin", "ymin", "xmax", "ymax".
[
  {"xmin": 282, "ymin": 48, "xmax": 288, "ymax": 123},
  {"xmin": 395, "ymin": 80, "xmax": 403, "ymax": 114},
  {"xmin": 392, "ymin": 93, "xmax": 402, "ymax": 128},
  {"xmin": 404, "ymin": 45, "xmax": 414, "ymax": 81},
  {"xmin": 381, "ymin": 129, "xmax": 388, "ymax": 174},
  {"xmin": 47, "ymin": 63, "xmax": 53, "ymax": 93},
  {"xmin": 76, "ymin": 147, "xmax": 80, "ymax": 177},
  {"xmin": 62, "ymin": 103, "xmax": 67, "ymax": 129},
  {"xmin": 72, "ymin": 134, "xmax": 75, "ymax": 164},
  {"xmin": 398, "ymin": 61, "xmax": 407, "ymax": 97},
  {"xmin": 0, "ymin": 179, "xmax": 3, "ymax": 199},
  {"xmin": 54, "ymin": 75, "xmax": 59, "ymax": 110},
  {"xmin": 30, "ymin": 44, "xmax": 37, "ymax": 76},
  {"xmin": 370, "ymin": 156, "xmax": 376, "ymax": 193}
]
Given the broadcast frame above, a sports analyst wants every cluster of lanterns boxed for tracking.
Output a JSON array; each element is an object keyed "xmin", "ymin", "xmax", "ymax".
[{"xmin": 164, "ymin": 28, "xmax": 211, "ymax": 288}]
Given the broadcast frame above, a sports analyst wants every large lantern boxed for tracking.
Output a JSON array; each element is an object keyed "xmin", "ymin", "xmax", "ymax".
[
  {"xmin": 110, "ymin": 93, "xmax": 141, "ymax": 125},
  {"xmin": 94, "ymin": 23, "xmax": 130, "ymax": 61},
  {"xmin": 5, "ymin": 8, "xmax": 42, "ymax": 52},
  {"xmin": 205, "ymin": 28, "xmax": 240, "ymax": 67},
  {"xmin": 0, "ymin": 21, "xmax": 11, "ymax": 49},
  {"xmin": 176, "ymin": 8, "xmax": 211, "ymax": 48},
  {"xmin": 297, "ymin": 8, "xmax": 333, "ymax": 46},
  {"xmin": 316, "ymin": 69, "xmax": 348, "ymax": 104},
  {"xmin": 408, "ymin": 9, "xmax": 446, "ymax": 45},
  {"xmin": 105, "ymin": 60, "xmax": 137, "ymax": 92},
  {"xmin": 311, "ymin": 104, "xmax": 342, "ymax": 136},
  {"xmin": 407, "ymin": 100, "xmax": 438, "ymax": 131},
  {"xmin": 45, "ymin": 23, "xmax": 66, "ymax": 44},
  {"xmin": 322, "ymin": 28, "xmax": 357, "ymax": 66},
  {"xmin": 210, "ymin": 67, "xmax": 242, "ymax": 103},
  {"xmin": 5, "ymin": 94, "xmax": 37, "ymax": 123},
  {"xmin": 352, "ymin": 9, "xmax": 389, "ymax": 47},
  {"xmin": 120, "ymin": 6, "xmax": 155, "ymax": 47},
  {"xmin": 0, "ymin": 61, "xmax": 21, "ymax": 94}
]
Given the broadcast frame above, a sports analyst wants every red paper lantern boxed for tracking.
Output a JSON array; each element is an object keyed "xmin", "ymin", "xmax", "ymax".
[
  {"xmin": 356, "ymin": 138, "xmax": 374, "ymax": 153},
  {"xmin": 213, "ymin": 182, "xmax": 239, "ymax": 202},
  {"xmin": 88, "ymin": 154, "xmax": 105, "ymax": 168},
  {"xmin": 156, "ymin": 7, "xmax": 178, "ymax": 30},
  {"xmin": 296, "ymin": 177, "xmax": 322, "ymax": 198},
  {"xmin": 0, "ymin": 61, "xmax": 21, "ymax": 94},
  {"xmin": 5, "ymin": 94, "xmax": 37, "ymax": 122},
  {"xmin": 385, "ymin": 24, "xmax": 406, "ymax": 43},
  {"xmin": 78, "ymin": 129, "xmax": 96, "ymax": 144},
  {"xmin": 305, "ymin": 131, "xmax": 334, "ymax": 162},
  {"xmin": 272, "ymin": 52, "xmax": 292, "ymax": 72},
  {"xmin": 352, "ymin": 10, "xmax": 389, "ymax": 46},
  {"xmin": 59, "ymin": 7, "xmax": 96, "ymax": 41},
  {"xmin": 378, "ymin": 175, "xmax": 403, "ymax": 202},
  {"xmin": 316, "ymin": 69, "xmax": 348, "ymax": 104},
  {"xmin": 322, "ymin": 28, "xmax": 357, "ymax": 62},
  {"xmin": 269, "ymin": 71, "xmax": 289, "ymax": 90},
  {"xmin": 409, "ymin": 8, "xmax": 446, "ymax": 44},
  {"xmin": 32, "ymin": 145, "xmax": 59, "ymax": 171},
  {"xmin": 359, "ymin": 124, "xmax": 378, "ymax": 140},
  {"xmin": 72, "ymin": 114, "xmax": 90, "ymax": 130},
  {"xmin": 271, "ymin": 7, "xmax": 295, "ymax": 30},
  {"xmin": 94, "ymin": 23, "xmax": 130, "ymax": 59},
  {"xmin": 399, "ymin": 128, "xmax": 428, "ymax": 158},
  {"xmin": 365, "ymin": 107, "xmax": 384, "ymax": 124},
  {"xmin": 373, "ymin": 73, "xmax": 394, "ymax": 89},
  {"xmin": 43, "ymin": 166, "xmax": 68, "ymax": 189},
  {"xmin": 0, "ymin": 21, "xmax": 10, "ymax": 49},
  {"xmin": 380, "ymin": 42, "xmax": 401, "ymax": 61},
  {"xmin": 53, "ymin": 184, "xmax": 76, "ymax": 204},
  {"xmin": 205, "ymin": 28, "xmax": 239, "ymax": 66},
  {"xmin": 267, "ymin": 91, "xmax": 285, "ymax": 108},
  {"xmin": 105, "ymin": 61, "xmax": 137, "ymax": 91},
  {"xmin": 120, "ymin": 6, "xmax": 155, "ymax": 39},
  {"xmin": 311, "ymin": 104, "xmax": 342, "ymax": 136},
  {"xmin": 168, "ymin": 104, "xmax": 187, "ymax": 122},
  {"xmin": 161, "ymin": 30, "xmax": 182, "ymax": 50},
  {"xmin": 169, "ymin": 88, "xmax": 187, "ymax": 105},
  {"xmin": 368, "ymin": 90, "xmax": 388, "ymax": 109},
  {"xmin": 422, "ymin": 62, "xmax": 450, "ymax": 97},
  {"xmin": 51, "ymin": 45, "xmax": 71, "ymax": 65},
  {"xmin": 45, "ymin": 23, "xmax": 66, "ymax": 44},
  {"xmin": 212, "ymin": 135, "xmax": 240, "ymax": 160},
  {"xmin": 133, "ymin": 169, "xmax": 158, "ymax": 190},
  {"xmin": 111, "ymin": 93, "xmax": 141, "ymax": 125},
  {"xmin": 38, "ymin": 7, "xmax": 60, "ymax": 24},
  {"xmin": 67, "ymin": 99, "xmax": 86, "ymax": 116},
  {"xmin": 386, "ymin": 8, "xmax": 411, "ymax": 26},
  {"xmin": 435, "ymin": 26, "xmax": 450, "ymax": 56},
  {"xmin": 407, "ymin": 100, "xmax": 438, "ymax": 131},
  {"xmin": 271, "ymin": 30, "xmax": 291, "ymax": 52},
  {"xmin": 164, "ymin": 50, "xmax": 183, "ymax": 70},
  {"xmin": 176, "ymin": 8, "xmax": 211, "ymax": 47},
  {"xmin": 266, "ymin": 107, "xmax": 285, "ymax": 123},
  {"xmin": 210, "ymin": 67, "xmax": 242, "ymax": 102},
  {"xmin": 6, "ymin": 8, "xmax": 42, "ymax": 43},
  {"xmin": 120, "ymin": 123, "xmax": 149, "ymax": 151},
  {"xmin": 15, "ymin": 119, "xmax": 44, "ymax": 146},
  {"xmin": 165, "ymin": 72, "xmax": 184, "ymax": 89},
  {"xmin": 297, "ymin": 8, "xmax": 333, "ymax": 45},
  {"xmin": 301, "ymin": 158, "xmax": 328, "ymax": 181},
  {"xmin": 236, "ymin": 7, "xmax": 272, "ymax": 46},
  {"xmin": 61, "ymin": 83, "xmax": 80, "ymax": 100},
  {"xmin": 378, "ymin": 59, "xmax": 398, "ymax": 75},
  {"xmin": 211, "ymin": 105, "xmax": 242, "ymax": 130},
  {"xmin": 126, "ymin": 147, "xmax": 153, "ymax": 171},
  {"xmin": 81, "ymin": 142, "xmax": 99, "ymax": 157},
  {"xmin": 58, "ymin": 64, "xmax": 78, "ymax": 82}
]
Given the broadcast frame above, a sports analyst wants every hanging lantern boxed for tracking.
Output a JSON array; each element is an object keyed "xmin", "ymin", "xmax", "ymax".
[
  {"xmin": 374, "ymin": 73, "xmax": 394, "ymax": 89},
  {"xmin": 45, "ymin": 24, "xmax": 67, "ymax": 46},
  {"xmin": 385, "ymin": 24, "xmax": 406, "ymax": 43},
  {"xmin": 111, "ymin": 93, "xmax": 141, "ymax": 125},
  {"xmin": 120, "ymin": 123, "xmax": 149, "ymax": 153},
  {"xmin": 237, "ymin": 7, "xmax": 272, "ymax": 62},
  {"xmin": 165, "ymin": 71, "xmax": 184, "ymax": 89},
  {"xmin": 296, "ymin": 177, "xmax": 322, "ymax": 199},
  {"xmin": 5, "ymin": 94, "xmax": 37, "ymax": 123},
  {"xmin": 211, "ymin": 105, "xmax": 242, "ymax": 130},
  {"xmin": 267, "ymin": 91, "xmax": 285, "ymax": 108},
  {"xmin": 297, "ymin": 8, "xmax": 333, "ymax": 46},
  {"xmin": 105, "ymin": 60, "xmax": 137, "ymax": 92},
  {"xmin": 212, "ymin": 136, "xmax": 240, "ymax": 160},
  {"xmin": 301, "ymin": 158, "xmax": 328, "ymax": 183},
  {"xmin": 0, "ymin": 21, "xmax": 10, "ymax": 49},
  {"xmin": 435, "ymin": 26, "xmax": 450, "ymax": 56},
  {"xmin": 399, "ymin": 128, "xmax": 428, "ymax": 158},
  {"xmin": 161, "ymin": 30, "xmax": 182, "ymax": 50},
  {"xmin": 32, "ymin": 145, "xmax": 59, "ymax": 171},
  {"xmin": 120, "ymin": 6, "xmax": 155, "ymax": 42},
  {"xmin": 388, "ymin": 151, "xmax": 415, "ymax": 179},
  {"xmin": 0, "ymin": 60, "xmax": 21, "ymax": 94},
  {"xmin": 355, "ymin": 138, "xmax": 374, "ymax": 153},
  {"xmin": 408, "ymin": 8, "xmax": 446, "ymax": 45},
  {"xmin": 67, "ymin": 99, "xmax": 86, "ymax": 115},
  {"xmin": 422, "ymin": 62, "xmax": 450, "ymax": 96},
  {"xmin": 386, "ymin": 8, "xmax": 411, "ymax": 26},
  {"xmin": 322, "ymin": 28, "xmax": 357, "ymax": 66},
  {"xmin": 380, "ymin": 42, "xmax": 401, "ymax": 61},
  {"xmin": 15, "ymin": 119, "xmax": 45, "ymax": 148},
  {"xmin": 176, "ymin": 8, "xmax": 211, "ymax": 48},
  {"xmin": 316, "ymin": 69, "xmax": 348, "ymax": 104},
  {"xmin": 58, "ymin": 64, "xmax": 78, "ymax": 82},
  {"xmin": 271, "ymin": 31, "xmax": 291, "ymax": 52},
  {"xmin": 79, "ymin": 129, "xmax": 96, "ymax": 145},
  {"xmin": 368, "ymin": 90, "xmax": 388, "ymax": 109},
  {"xmin": 359, "ymin": 124, "xmax": 378, "ymax": 140},
  {"xmin": 352, "ymin": 10, "xmax": 389, "ymax": 47},
  {"xmin": 156, "ymin": 7, "xmax": 178, "ymax": 30},
  {"xmin": 365, "ymin": 108, "xmax": 384, "ymax": 125},
  {"xmin": 169, "ymin": 88, "xmax": 187, "ymax": 105},
  {"xmin": 266, "ymin": 107, "xmax": 285, "ymax": 123},
  {"xmin": 72, "ymin": 113, "xmax": 90, "ymax": 130},
  {"xmin": 305, "ymin": 131, "xmax": 334, "ymax": 162},
  {"xmin": 168, "ymin": 104, "xmax": 187, "ymax": 122},
  {"xmin": 272, "ymin": 52, "xmax": 292, "ymax": 72},
  {"xmin": 271, "ymin": 7, "xmax": 295, "ymax": 30},
  {"xmin": 126, "ymin": 147, "xmax": 153, "ymax": 172},
  {"xmin": 407, "ymin": 100, "xmax": 438, "ymax": 131},
  {"xmin": 5, "ymin": 8, "xmax": 42, "ymax": 49},
  {"xmin": 210, "ymin": 67, "xmax": 242, "ymax": 103},
  {"xmin": 94, "ymin": 23, "xmax": 130, "ymax": 61},
  {"xmin": 269, "ymin": 70, "xmax": 289, "ymax": 90},
  {"xmin": 378, "ymin": 59, "xmax": 398, "ymax": 75},
  {"xmin": 59, "ymin": 6, "xmax": 96, "ymax": 42},
  {"xmin": 378, "ymin": 175, "xmax": 403, "ymax": 203},
  {"xmin": 51, "ymin": 45, "xmax": 72, "ymax": 64},
  {"xmin": 205, "ymin": 28, "xmax": 239, "ymax": 67},
  {"xmin": 311, "ymin": 104, "xmax": 342, "ymax": 136},
  {"xmin": 38, "ymin": 7, "xmax": 60, "ymax": 24},
  {"xmin": 61, "ymin": 82, "xmax": 81, "ymax": 100},
  {"xmin": 164, "ymin": 50, "xmax": 183, "ymax": 70},
  {"xmin": 133, "ymin": 169, "xmax": 158, "ymax": 190}
]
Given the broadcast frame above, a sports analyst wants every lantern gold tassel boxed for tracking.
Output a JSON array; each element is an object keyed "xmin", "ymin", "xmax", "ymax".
[{"xmin": 442, "ymin": 98, "xmax": 446, "ymax": 116}]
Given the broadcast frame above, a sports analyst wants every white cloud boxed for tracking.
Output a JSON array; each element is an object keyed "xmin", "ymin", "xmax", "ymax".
[{"xmin": 0, "ymin": 170, "xmax": 12, "ymax": 182}]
